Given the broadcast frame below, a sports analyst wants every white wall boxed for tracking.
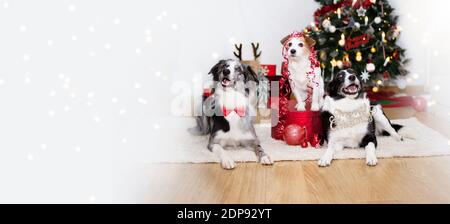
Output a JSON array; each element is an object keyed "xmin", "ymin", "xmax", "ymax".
[{"xmin": 0, "ymin": 0, "xmax": 448, "ymax": 203}]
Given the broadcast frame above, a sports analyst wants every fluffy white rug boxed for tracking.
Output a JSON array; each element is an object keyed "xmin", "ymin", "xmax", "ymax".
[{"xmin": 152, "ymin": 118, "xmax": 450, "ymax": 163}]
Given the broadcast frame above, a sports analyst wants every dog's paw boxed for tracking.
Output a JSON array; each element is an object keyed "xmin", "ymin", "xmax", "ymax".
[
  {"xmin": 311, "ymin": 104, "xmax": 320, "ymax": 111},
  {"xmin": 260, "ymin": 155, "xmax": 274, "ymax": 166},
  {"xmin": 295, "ymin": 103, "xmax": 306, "ymax": 111},
  {"xmin": 318, "ymin": 154, "xmax": 333, "ymax": 167},
  {"xmin": 366, "ymin": 154, "xmax": 378, "ymax": 166},
  {"xmin": 220, "ymin": 157, "xmax": 236, "ymax": 170}
]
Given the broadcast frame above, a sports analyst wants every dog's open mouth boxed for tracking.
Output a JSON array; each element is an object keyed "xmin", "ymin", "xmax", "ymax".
[
  {"xmin": 343, "ymin": 84, "xmax": 360, "ymax": 95},
  {"xmin": 221, "ymin": 78, "xmax": 232, "ymax": 87}
]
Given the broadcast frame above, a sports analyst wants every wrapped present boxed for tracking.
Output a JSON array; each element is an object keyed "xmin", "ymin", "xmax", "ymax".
[
  {"xmin": 272, "ymin": 100, "xmax": 323, "ymax": 147},
  {"xmin": 260, "ymin": 64, "xmax": 277, "ymax": 76}
]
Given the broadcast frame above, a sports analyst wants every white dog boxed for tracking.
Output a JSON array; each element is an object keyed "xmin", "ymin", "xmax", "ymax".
[{"xmin": 281, "ymin": 32, "xmax": 324, "ymax": 111}]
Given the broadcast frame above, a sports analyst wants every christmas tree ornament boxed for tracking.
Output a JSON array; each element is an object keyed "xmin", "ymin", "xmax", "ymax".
[
  {"xmin": 366, "ymin": 63, "xmax": 376, "ymax": 73},
  {"xmin": 329, "ymin": 25, "xmax": 336, "ymax": 33},
  {"xmin": 374, "ymin": 16, "xmax": 382, "ymax": 24},
  {"xmin": 357, "ymin": 7, "xmax": 367, "ymax": 17},
  {"xmin": 343, "ymin": 60, "xmax": 352, "ymax": 68},
  {"xmin": 354, "ymin": 22, "xmax": 361, "ymax": 29},
  {"xmin": 364, "ymin": 16, "xmax": 369, "ymax": 26},
  {"xmin": 322, "ymin": 19, "xmax": 331, "ymax": 29},
  {"xmin": 283, "ymin": 124, "xmax": 306, "ymax": 146},
  {"xmin": 412, "ymin": 97, "xmax": 427, "ymax": 112},
  {"xmin": 370, "ymin": 47, "xmax": 377, "ymax": 53},
  {"xmin": 301, "ymin": 141, "xmax": 309, "ymax": 148},
  {"xmin": 319, "ymin": 37, "xmax": 327, "ymax": 45},
  {"xmin": 360, "ymin": 70, "xmax": 370, "ymax": 82},
  {"xmin": 337, "ymin": 8, "xmax": 342, "ymax": 19}
]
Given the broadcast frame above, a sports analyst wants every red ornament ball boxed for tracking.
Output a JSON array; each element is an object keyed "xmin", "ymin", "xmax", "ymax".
[
  {"xmin": 284, "ymin": 124, "xmax": 306, "ymax": 146},
  {"xmin": 412, "ymin": 97, "xmax": 427, "ymax": 112},
  {"xmin": 301, "ymin": 141, "xmax": 309, "ymax": 148}
]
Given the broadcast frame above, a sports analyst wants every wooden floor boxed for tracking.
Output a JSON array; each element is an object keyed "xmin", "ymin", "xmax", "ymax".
[{"xmin": 145, "ymin": 108, "xmax": 450, "ymax": 204}]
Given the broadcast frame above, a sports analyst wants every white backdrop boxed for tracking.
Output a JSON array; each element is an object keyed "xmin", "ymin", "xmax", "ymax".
[{"xmin": 0, "ymin": 0, "xmax": 448, "ymax": 203}]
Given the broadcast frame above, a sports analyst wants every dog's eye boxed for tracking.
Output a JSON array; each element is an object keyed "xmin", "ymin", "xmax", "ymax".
[
  {"xmin": 299, "ymin": 43, "xmax": 304, "ymax": 47},
  {"xmin": 288, "ymin": 43, "xmax": 292, "ymax": 47}
]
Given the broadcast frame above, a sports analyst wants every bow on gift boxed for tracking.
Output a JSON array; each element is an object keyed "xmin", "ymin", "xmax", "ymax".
[{"xmin": 222, "ymin": 106, "xmax": 246, "ymax": 117}]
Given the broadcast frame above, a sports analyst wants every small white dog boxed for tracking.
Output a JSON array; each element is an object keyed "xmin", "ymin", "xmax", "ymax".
[{"xmin": 281, "ymin": 32, "xmax": 324, "ymax": 111}]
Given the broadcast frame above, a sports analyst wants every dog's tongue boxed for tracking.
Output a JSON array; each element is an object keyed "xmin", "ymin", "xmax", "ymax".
[
  {"xmin": 222, "ymin": 79, "xmax": 230, "ymax": 86},
  {"xmin": 347, "ymin": 85, "xmax": 358, "ymax": 92}
]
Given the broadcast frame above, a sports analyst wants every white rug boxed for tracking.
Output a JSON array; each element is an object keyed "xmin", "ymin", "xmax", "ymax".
[{"xmin": 152, "ymin": 118, "xmax": 450, "ymax": 163}]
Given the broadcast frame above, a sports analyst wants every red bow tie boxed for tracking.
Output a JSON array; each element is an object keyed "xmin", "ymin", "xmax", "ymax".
[{"xmin": 222, "ymin": 106, "xmax": 246, "ymax": 117}]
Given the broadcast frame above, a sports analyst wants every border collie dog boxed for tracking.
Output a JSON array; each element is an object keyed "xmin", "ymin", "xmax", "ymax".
[
  {"xmin": 319, "ymin": 69, "xmax": 405, "ymax": 167},
  {"xmin": 191, "ymin": 59, "xmax": 273, "ymax": 170},
  {"xmin": 281, "ymin": 33, "xmax": 325, "ymax": 111}
]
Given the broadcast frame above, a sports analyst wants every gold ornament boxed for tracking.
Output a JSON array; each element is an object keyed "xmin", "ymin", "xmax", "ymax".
[
  {"xmin": 372, "ymin": 86, "xmax": 379, "ymax": 93},
  {"xmin": 356, "ymin": 52, "xmax": 363, "ymax": 62},
  {"xmin": 370, "ymin": 47, "xmax": 377, "ymax": 53}
]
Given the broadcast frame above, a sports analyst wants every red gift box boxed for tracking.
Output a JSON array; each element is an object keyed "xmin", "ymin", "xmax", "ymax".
[
  {"xmin": 271, "ymin": 100, "xmax": 323, "ymax": 145},
  {"xmin": 260, "ymin": 64, "xmax": 277, "ymax": 76}
]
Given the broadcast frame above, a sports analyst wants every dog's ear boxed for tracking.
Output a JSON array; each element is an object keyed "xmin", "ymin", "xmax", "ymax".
[
  {"xmin": 327, "ymin": 71, "xmax": 344, "ymax": 97},
  {"xmin": 209, "ymin": 60, "xmax": 226, "ymax": 75},
  {"xmin": 346, "ymin": 68, "xmax": 356, "ymax": 75},
  {"xmin": 280, "ymin": 34, "xmax": 290, "ymax": 45},
  {"xmin": 243, "ymin": 64, "xmax": 259, "ymax": 84},
  {"xmin": 304, "ymin": 35, "xmax": 316, "ymax": 48}
]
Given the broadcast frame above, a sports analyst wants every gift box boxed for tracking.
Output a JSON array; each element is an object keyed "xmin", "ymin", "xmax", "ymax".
[
  {"xmin": 260, "ymin": 64, "xmax": 277, "ymax": 76},
  {"xmin": 271, "ymin": 100, "xmax": 323, "ymax": 146}
]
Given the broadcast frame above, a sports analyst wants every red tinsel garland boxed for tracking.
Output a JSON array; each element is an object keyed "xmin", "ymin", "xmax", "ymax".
[{"xmin": 273, "ymin": 32, "xmax": 320, "ymax": 140}]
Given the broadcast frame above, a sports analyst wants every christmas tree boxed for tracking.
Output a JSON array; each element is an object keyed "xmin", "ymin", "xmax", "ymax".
[{"xmin": 305, "ymin": 0, "xmax": 409, "ymax": 88}]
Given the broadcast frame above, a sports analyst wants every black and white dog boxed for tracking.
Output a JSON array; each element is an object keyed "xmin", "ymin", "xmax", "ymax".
[
  {"xmin": 319, "ymin": 69, "xmax": 406, "ymax": 167},
  {"xmin": 190, "ymin": 59, "xmax": 273, "ymax": 170}
]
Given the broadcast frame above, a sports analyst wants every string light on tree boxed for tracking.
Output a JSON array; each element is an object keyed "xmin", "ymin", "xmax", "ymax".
[
  {"xmin": 338, "ymin": 33, "xmax": 346, "ymax": 46},
  {"xmin": 383, "ymin": 56, "xmax": 391, "ymax": 66},
  {"xmin": 356, "ymin": 52, "xmax": 363, "ymax": 62}
]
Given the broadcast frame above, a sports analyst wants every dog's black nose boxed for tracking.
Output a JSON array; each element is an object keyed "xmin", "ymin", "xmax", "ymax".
[
  {"xmin": 223, "ymin": 69, "xmax": 230, "ymax": 75},
  {"xmin": 290, "ymin": 49, "xmax": 296, "ymax": 54},
  {"xmin": 348, "ymin": 75, "xmax": 356, "ymax": 81}
]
